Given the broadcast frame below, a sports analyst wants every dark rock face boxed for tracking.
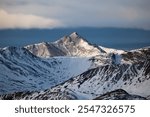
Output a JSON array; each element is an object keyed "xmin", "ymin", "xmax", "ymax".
[
  {"xmin": 0, "ymin": 89, "xmax": 78, "ymax": 100},
  {"xmin": 0, "ymin": 91, "xmax": 33, "ymax": 100},
  {"xmin": 0, "ymin": 89, "xmax": 146, "ymax": 100},
  {"xmin": 94, "ymin": 89, "xmax": 146, "ymax": 100}
]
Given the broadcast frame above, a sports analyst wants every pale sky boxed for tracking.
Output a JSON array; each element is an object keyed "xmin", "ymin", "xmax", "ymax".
[{"xmin": 0, "ymin": 0, "xmax": 150, "ymax": 29}]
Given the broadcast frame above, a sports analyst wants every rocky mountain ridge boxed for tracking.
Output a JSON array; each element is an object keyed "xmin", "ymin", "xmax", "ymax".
[
  {"xmin": 25, "ymin": 32, "xmax": 105, "ymax": 58},
  {"xmin": 0, "ymin": 32, "xmax": 149, "ymax": 100}
]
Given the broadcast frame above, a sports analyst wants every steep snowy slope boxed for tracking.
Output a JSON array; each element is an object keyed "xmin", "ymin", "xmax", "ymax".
[
  {"xmin": 0, "ymin": 47, "xmax": 91, "ymax": 94},
  {"xmin": 25, "ymin": 42, "xmax": 66, "ymax": 58},
  {"xmin": 25, "ymin": 32, "xmax": 105, "ymax": 58},
  {"xmin": 2, "ymin": 47, "xmax": 149, "ymax": 100},
  {"xmin": 99, "ymin": 46, "xmax": 125, "ymax": 54},
  {"xmin": 54, "ymin": 47, "xmax": 150, "ymax": 99},
  {"xmin": 53, "ymin": 32, "xmax": 105, "ymax": 57}
]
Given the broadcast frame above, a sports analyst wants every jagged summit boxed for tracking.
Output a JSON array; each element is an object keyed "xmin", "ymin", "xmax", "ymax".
[
  {"xmin": 69, "ymin": 32, "xmax": 79, "ymax": 38},
  {"xmin": 55, "ymin": 32, "xmax": 86, "ymax": 44},
  {"xmin": 53, "ymin": 32, "xmax": 104, "ymax": 57},
  {"xmin": 25, "ymin": 32, "xmax": 104, "ymax": 57}
]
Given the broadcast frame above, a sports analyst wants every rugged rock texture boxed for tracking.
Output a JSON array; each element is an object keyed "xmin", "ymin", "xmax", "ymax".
[
  {"xmin": 94, "ymin": 89, "xmax": 146, "ymax": 100},
  {"xmin": 0, "ymin": 46, "xmax": 91, "ymax": 94},
  {"xmin": 25, "ymin": 32, "xmax": 104, "ymax": 58}
]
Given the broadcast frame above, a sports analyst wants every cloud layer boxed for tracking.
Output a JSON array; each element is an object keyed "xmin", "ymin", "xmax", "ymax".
[
  {"xmin": 0, "ymin": 0, "xmax": 150, "ymax": 29},
  {"xmin": 0, "ymin": 9, "xmax": 63, "ymax": 29}
]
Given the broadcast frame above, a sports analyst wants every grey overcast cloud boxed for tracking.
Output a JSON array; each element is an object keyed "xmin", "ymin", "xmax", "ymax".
[{"xmin": 0, "ymin": 0, "xmax": 150, "ymax": 29}]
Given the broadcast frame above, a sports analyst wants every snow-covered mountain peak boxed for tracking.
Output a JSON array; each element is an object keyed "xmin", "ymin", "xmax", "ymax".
[
  {"xmin": 53, "ymin": 32, "xmax": 104, "ymax": 57},
  {"xmin": 69, "ymin": 32, "xmax": 79, "ymax": 39},
  {"xmin": 55, "ymin": 32, "xmax": 86, "ymax": 45},
  {"xmin": 25, "ymin": 32, "xmax": 105, "ymax": 58}
]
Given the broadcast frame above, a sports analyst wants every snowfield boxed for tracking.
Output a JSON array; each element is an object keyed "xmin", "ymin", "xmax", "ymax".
[{"xmin": 0, "ymin": 47, "xmax": 91, "ymax": 94}]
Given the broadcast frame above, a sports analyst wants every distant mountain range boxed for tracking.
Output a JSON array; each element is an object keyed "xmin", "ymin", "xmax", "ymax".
[{"xmin": 0, "ymin": 32, "xmax": 150, "ymax": 100}]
